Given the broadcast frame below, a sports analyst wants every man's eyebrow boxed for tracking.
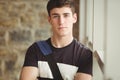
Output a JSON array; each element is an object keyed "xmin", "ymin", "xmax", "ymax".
[
  {"xmin": 51, "ymin": 13, "xmax": 70, "ymax": 15},
  {"xmin": 51, "ymin": 13, "xmax": 59, "ymax": 15}
]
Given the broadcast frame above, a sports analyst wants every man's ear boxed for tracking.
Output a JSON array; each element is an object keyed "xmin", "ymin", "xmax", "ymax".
[
  {"xmin": 73, "ymin": 13, "xmax": 77, "ymax": 23},
  {"xmin": 48, "ymin": 16, "xmax": 51, "ymax": 23}
]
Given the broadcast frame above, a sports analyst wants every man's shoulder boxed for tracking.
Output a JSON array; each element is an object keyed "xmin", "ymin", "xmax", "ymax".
[
  {"xmin": 74, "ymin": 39, "xmax": 86, "ymax": 49},
  {"xmin": 74, "ymin": 39, "xmax": 92, "ymax": 54},
  {"xmin": 30, "ymin": 38, "xmax": 50, "ymax": 48}
]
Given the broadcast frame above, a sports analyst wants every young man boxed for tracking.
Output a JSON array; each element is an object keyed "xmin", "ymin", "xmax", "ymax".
[{"xmin": 20, "ymin": 0, "xmax": 93, "ymax": 80}]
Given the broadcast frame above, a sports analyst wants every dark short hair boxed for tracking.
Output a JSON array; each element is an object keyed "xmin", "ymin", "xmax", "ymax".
[{"xmin": 47, "ymin": 0, "xmax": 76, "ymax": 16}]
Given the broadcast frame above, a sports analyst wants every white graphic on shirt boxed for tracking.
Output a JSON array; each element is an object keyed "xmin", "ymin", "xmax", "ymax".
[{"xmin": 38, "ymin": 61, "xmax": 78, "ymax": 80}]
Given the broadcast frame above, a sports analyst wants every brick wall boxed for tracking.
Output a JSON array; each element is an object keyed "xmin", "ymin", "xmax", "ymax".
[
  {"xmin": 0, "ymin": 0, "xmax": 51, "ymax": 80},
  {"xmin": 0, "ymin": 0, "xmax": 79, "ymax": 80}
]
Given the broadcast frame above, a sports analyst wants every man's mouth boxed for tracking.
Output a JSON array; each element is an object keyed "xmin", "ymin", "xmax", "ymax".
[{"xmin": 58, "ymin": 26, "xmax": 67, "ymax": 29}]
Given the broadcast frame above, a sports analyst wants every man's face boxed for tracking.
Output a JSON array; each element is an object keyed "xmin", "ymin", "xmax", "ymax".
[{"xmin": 48, "ymin": 7, "xmax": 77, "ymax": 37}]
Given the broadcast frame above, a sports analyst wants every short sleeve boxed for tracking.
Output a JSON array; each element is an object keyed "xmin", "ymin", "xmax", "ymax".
[
  {"xmin": 23, "ymin": 43, "xmax": 38, "ymax": 67},
  {"xmin": 78, "ymin": 48, "xmax": 93, "ymax": 76}
]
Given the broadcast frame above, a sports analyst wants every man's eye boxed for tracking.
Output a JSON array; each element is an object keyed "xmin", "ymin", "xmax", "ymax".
[
  {"xmin": 64, "ymin": 14, "xmax": 70, "ymax": 18},
  {"xmin": 64, "ymin": 15, "xmax": 68, "ymax": 17}
]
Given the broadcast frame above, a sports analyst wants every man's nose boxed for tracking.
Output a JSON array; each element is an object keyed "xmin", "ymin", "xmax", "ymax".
[{"xmin": 59, "ymin": 16, "xmax": 65, "ymax": 24}]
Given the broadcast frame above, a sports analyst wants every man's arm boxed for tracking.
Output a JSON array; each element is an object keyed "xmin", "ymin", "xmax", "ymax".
[
  {"xmin": 20, "ymin": 66, "xmax": 38, "ymax": 80},
  {"xmin": 74, "ymin": 73, "xmax": 92, "ymax": 80}
]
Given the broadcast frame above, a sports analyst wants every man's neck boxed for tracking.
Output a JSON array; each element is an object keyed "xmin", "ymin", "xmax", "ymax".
[{"xmin": 51, "ymin": 36, "xmax": 73, "ymax": 48}]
